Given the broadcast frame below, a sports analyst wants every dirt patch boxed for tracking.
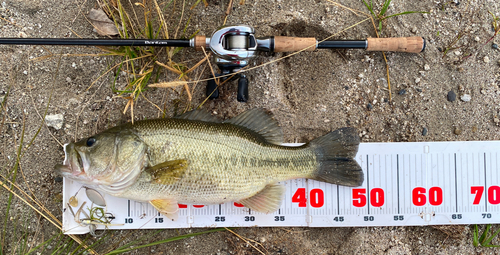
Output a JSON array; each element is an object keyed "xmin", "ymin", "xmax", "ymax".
[{"xmin": 1, "ymin": 0, "xmax": 499, "ymax": 254}]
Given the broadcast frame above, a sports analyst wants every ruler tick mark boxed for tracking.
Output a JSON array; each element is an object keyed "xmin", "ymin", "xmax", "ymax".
[
  {"xmin": 397, "ymin": 154, "xmax": 400, "ymax": 215},
  {"xmin": 484, "ymin": 153, "xmax": 488, "ymax": 212},
  {"xmin": 367, "ymin": 155, "xmax": 370, "ymax": 215},
  {"xmin": 454, "ymin": 153, "xmax": 458, "ymax": 213}
]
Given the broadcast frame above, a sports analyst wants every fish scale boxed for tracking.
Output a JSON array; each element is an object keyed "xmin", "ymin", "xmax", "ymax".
[{"xmin": 120, "ymin": 118, "xmax": 318, "ymax": 204}]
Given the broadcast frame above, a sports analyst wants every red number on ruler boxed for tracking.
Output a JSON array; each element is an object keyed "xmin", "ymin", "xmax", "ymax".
[
  {"xmin": 412, "ymin": 187, "xmax": 427, "ymax": 206},
  {"xmin": 178, "ymin": 204, "xmax": 187, "ymax": 208},
  {"xmin": 291, "ymin": 188, "xmax": 325, "ymax": 208},
  {"xmin": 310, "ymin": 189, "xmax": 324, "ymax": 208},
  {"xmin": 429, "ymin": 187, "xmax": 443, "ymax": 206},
  {"xmin": 352, "ymin": 189, "xmax": 367, "ymax": 207},
  {"xmin": 292, "ymin": 188, "xmax": 307, "ymax": 207},
  {"xmin": 488, "ymin": 186, "xmax": 500, "ymax": 205},
  {"xmin": 370, "ymin": 188, "xmax": 385, "ymax": 207},
  {"xmin": 471, "ymin": 186, "xmax": 484, "ymax": 205},
  {"xmin": 412, "ymin": 187, "xmax": 443, "ymax": 206},
  {"xmin": 352, "ymin": 188, "xmax": 385, "ymax": 207},
  {"xmin": 234, "ymin": 202, "xmax": 244, "ymax": 207}
]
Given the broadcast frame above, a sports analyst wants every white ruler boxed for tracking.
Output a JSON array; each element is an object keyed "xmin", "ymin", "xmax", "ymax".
[{"xmin": 62, "ymin": 141, "xmax": 500, "ymax": 234}]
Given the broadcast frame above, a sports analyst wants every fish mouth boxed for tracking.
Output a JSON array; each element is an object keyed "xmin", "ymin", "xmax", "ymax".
[{"xmin": 54, "ymin": 143, "xmax": 85, "ymax": 176}]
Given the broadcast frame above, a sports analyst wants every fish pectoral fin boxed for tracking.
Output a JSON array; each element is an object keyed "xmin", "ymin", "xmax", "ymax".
[
  {"xmin": 145, "ymin": 159, "xmax": 188, "ymax": 185},
  {"xmin": 238, "ymin": 183, "xmax": 285, "ymax": 214},
  {"xmin": 150, "ymin": 199, "xmax": 179, "ymax": 221}
]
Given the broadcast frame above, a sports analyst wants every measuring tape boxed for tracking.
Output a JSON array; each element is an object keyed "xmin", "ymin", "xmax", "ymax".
[{"xmin": 62, "ymin": 141, "xmax": 500, "ymax": 234}]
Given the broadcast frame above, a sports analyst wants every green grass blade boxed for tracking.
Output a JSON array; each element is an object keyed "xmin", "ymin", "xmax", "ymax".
[
  {"xmin": 105, "ymin": 228, "xmax": 228, "ymax": 255},
  {"xmin": 111, "ymin": 229, "xmax": 163, "ymax": 251},
  {"xmin": 473, "ymin": 225, "xmax": 479, "ymax": 247},
  {"xmin": 380, "ymin": 0, "xmax": 392, "ymax": 16},
  {"xmin": 362, "ymin": 0, "xmax": 375, "ymax": 16},
  {"xmin": 482, "ymin": 225, "xmax": 500, "ymax": 247},
  {"xmin": 479, "ymin": 224, "xmax": 490, "ymax": 244},
  {"xmin": 380, "ymin": 11, "xmax": 428, "ymax": 21}
]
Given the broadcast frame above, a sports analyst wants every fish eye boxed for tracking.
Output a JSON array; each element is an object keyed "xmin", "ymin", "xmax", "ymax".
[{"xmin": 86, "ymin": 137, "xmax": 96, "ymax": 147}]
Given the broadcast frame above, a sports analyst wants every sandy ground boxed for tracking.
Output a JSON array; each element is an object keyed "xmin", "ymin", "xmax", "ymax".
[{"xmin": 1, "ymin": 0, "xmax": 500, "ymax": 254}]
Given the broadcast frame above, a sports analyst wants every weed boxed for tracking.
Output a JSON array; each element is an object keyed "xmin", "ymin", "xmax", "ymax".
[
  {"xmin": 96, "ymin": 0, "xmax": 205, "ymax": 120},
  {"xmin": 362, "ymin": 0, "xmax": 427, "ymax": 32},
  {"xmin": 473, "ymin": 224, "xmax": 500, "ymax": 248}
]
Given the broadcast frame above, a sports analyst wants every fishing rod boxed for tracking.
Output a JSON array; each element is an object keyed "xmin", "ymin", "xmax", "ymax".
[{"xmin": 0, "ymin": 25, "xmax": 425, "ymax": 102}]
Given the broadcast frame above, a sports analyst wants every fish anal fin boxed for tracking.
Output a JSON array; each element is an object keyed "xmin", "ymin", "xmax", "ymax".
[
  {"xmin": 145, "ymin": 159, "xmax": 188, "ymax": 185},
  {"xmin": 238, "ymin": 183, "xmax": 285, "ymax": 213},
  {"xmin": 150, "ymin": 199, "xmax": 179, "ymax": 221}
]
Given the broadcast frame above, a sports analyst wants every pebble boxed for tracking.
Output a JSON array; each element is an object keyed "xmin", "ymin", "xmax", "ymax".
[
  {"xmin": 424, "ymin": 64, "xmax": 430, "ymax": 71},
  {"xmin": 493, "ymin": 44, "xmax": 498, "ymax": 50},
  {"xmin": 415, "ymin": 78, "xmax": 421, "ymax": 83},
  {"xmin": 475, "ymin": 36, "xmax": 480, "ymax": 42},
  {"xmin": 54, "ymin": 176, "xmax": 63, "ymax": 182},
  {"xmin": 367, "ymin": 103, "xmax": 373, "ymax": 110},
  {"xmin": 454, "ymin": 127, "xmax": 462, "ymax": 135},
  {"xmin": 45, "ymin": 114, "xmax": 64, "ymax": 130},
  {"xmin": 398, "ymin": 89, "xmax": 406, "ymax": 95},
  {"xmin": 422, "ymin": 128, "xmax": 428, "ymax": 136},
  {"xmin": 460, "ymin": 94, "xmax": 471, "ymax": 102},
  {"xmin": 484, "ymin": 56, "xmax": 490, "ymax": 63},
  {"xmin": 447, "ymin": 91, "xmax": 456, "ymax": 102}
]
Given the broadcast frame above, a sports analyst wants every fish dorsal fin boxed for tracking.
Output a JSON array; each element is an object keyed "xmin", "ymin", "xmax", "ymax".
[
  {"xmin": 174, "ymin": 109, "xmax": 221, "ymax": 123},
  {"xmin": 237, "ymin": 183, "xmax": 285, "ymax": 213},
  {"xmin": 145, "ymin": 159, "xmax": 188, "ymax": 185},
  {"xmin": 150, "ymin": 199, "xmax": 179, "ymax": 221},
  {"xmin": 223, "ymin": 108, "xmax": 283, "ymax": 145}
]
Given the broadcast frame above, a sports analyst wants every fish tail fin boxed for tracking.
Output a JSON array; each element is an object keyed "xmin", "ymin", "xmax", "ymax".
[{"xmin": 309, "ymin": 127, "xmax": 364, "ymax": 187}]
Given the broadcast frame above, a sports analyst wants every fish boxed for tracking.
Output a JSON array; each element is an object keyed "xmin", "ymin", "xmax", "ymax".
[{"xmin": 55, "ymin": 108, "xmax": 363, "ymax": 220}]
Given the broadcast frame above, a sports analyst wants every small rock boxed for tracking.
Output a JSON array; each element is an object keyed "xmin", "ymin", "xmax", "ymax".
[
  {"xmin": 460, "ymin": 94, "xmax": 471, "ymax": 102},
  {"xmin": 422, "ymin": 128, "xmax": 428, "ymax": 136},
  {"xmin": 458, "ymin": 85, "xmax": 464, "ymax": 91},
  {"xmin": 398, "ymin": 89, "xmax": 406, "ymax": 95},
  {"xmin": 472, "ymin": 125, "xmax": 478, "ymax": 133},
  {"xmin": 454, "ymin": 127, "xmax": 462, "ymax": 135},
  {"xmin": 18, "ymin": 32, "xmax": 28, "ymax": 38},
  {"xmin": 484, "ymin": 56, "xmax": 490, "ymax": 63},
  {"xmin": 66, "ymin": 77, "xmax": 72, "ymax": 83},
  {"xmin": 54, "ymin": 176, "xmax": 63, "ymax": 182},
  {"xmin": 384, "ymin": 98, "xmax": 389, "ymax": 103},
  {"xmin": 494, "ymin": 116, "xmax": 499, "ymax": 125},
  {"xmin": 493, "ymin": 44, "xmax": 498, "ymax": 50},
  {"xmin": 475, "ymin": 36, "xmax": 480, "ymax": 42},
  {"xmin": 367, "ymin": 103, "xmax": 373, "ymax": 110},
  {"xmin": 45, "ymin": 114, "xmax": 64, "ymax": 130},
  {"xmin": 447, "ymin": 91, "xmax": 456, "ymax": 102},
  {"xmin": 454, "ymin": 51, "xmax": 462, "ymax": 56},
  {"xmin": 415, "ymin": 78, "xmax": 421, "ymax": 83},
  {"xmin": 424, "ymin": 64, "xmax": 430, "ymax": 71}
]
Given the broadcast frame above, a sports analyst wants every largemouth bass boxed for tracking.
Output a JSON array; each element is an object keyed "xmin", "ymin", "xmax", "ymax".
[{"xmin": 56, "ymin": 109, "xmax": 363, "ymax": 220}]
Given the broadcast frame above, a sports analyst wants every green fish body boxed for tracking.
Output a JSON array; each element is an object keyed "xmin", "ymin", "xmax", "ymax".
[{"xmin": 56, "ymin": 109, "xmax": 363, "ymax": 220}]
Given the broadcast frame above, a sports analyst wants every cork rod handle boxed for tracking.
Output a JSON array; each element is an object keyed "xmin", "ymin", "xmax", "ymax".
[
  {"xmin": 366, "ymin": 37, "xmax": 425, "ymax": 53},
  {"xmin": 273, "ymin": 36, "xmax": 317, "ymax": 52}
]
